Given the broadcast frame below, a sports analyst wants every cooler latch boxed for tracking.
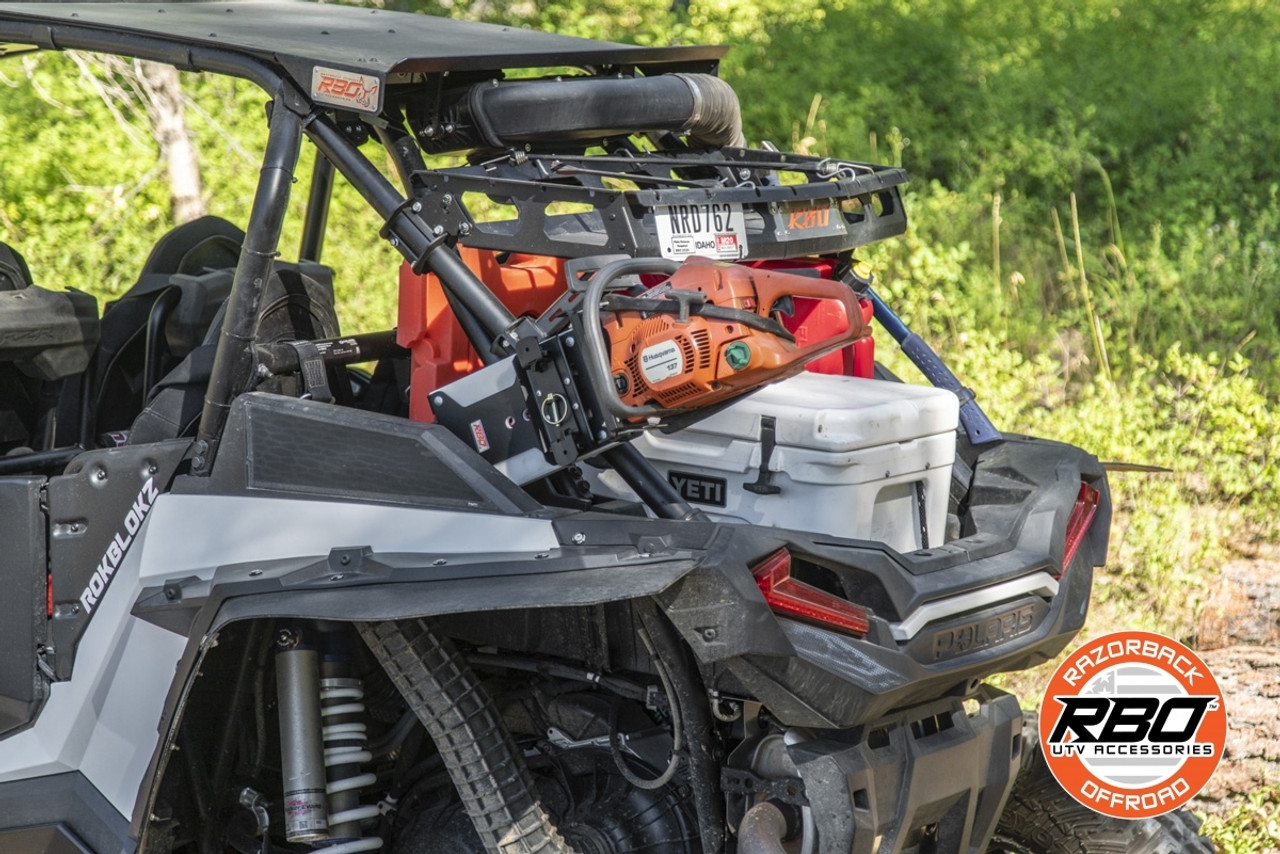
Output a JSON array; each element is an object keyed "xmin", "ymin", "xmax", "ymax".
[{"xmin": 744, "ymin": 416, "xmax": 782, "ymax": 496}]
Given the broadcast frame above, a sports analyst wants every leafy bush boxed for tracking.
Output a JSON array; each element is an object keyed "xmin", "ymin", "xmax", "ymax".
[{"xmin": 1200, "ymin": 787, "xmax": 1280, "ymax": 854}]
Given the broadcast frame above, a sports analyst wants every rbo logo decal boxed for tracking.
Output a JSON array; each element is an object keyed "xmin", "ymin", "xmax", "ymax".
[
  {"xmin": 311, "ymin": 66, "xmax": 381, "ymax": 112},
  {"xmin": 1039, "ymin": 630, "xmax": 1226, "ymax": 819}
]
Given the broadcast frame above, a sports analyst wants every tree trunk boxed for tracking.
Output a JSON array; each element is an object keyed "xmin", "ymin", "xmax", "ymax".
[{"xmin": 139, "ymin": 61, "xmax": 205, "ymax": 224}]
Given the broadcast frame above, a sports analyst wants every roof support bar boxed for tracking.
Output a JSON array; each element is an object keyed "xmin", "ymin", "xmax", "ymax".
[
  {"xmin": 305, "ymin": 115, "xmax": 516, "ymax": 347},
  {"xmin": 299, "ymin": 153, "xmax": 335, "ymax": 263},
  {"xmin": 194, "ymin": 102, "xmax": 304, "ymax": 474}
]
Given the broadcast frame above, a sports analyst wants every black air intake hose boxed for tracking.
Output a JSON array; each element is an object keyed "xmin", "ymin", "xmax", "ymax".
[
  {"xmin": 429, "ymin": 73, "xmax": 745, "ymax": 151},
  {"xmin": 359, "ymin": 620, "xmax": 578, "ymax": 854}
]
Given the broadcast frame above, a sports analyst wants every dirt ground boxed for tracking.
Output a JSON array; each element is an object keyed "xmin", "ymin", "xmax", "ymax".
[{"xmin": 1191, "ymin": 543, "xmax": 1280, "ymax": 826}]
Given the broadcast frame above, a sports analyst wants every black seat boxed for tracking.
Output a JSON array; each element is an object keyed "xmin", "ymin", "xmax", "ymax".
[
  {"xmin": 0, "ymin": 241, "xmax": 33, "ymax": 291},
  {"xmin": 0, "ymin": 241, "xmax": 100, "ymax": 457},
  {"xmin": 90, "ymin": 216, "xmax": 246, "ymax": 438},
  {"xmin": 127, "ymin": 259, "xmax": 345, "ymax": 444}
]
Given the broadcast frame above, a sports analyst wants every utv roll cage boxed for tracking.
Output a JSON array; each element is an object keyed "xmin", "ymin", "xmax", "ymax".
[{"xmin": 0, "ymin": 0, "xmax": 907, "ymax": 490}]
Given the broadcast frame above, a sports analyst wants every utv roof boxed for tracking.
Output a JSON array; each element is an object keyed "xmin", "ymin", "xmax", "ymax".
[{"xmin": 0, "ymin": 1, "xmax": 725, "ymax": 104}]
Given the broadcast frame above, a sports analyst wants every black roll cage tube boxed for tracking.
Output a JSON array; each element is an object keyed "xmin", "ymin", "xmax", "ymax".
[{"xmin": 197, "ymin": 109, "xmax": 525, "ymax": 470}]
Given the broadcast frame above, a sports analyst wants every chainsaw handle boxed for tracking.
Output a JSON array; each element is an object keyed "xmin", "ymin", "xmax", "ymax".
[
  {"xmin": 747, "ymin": 265, "xmax": 867, "ymax": 358},
  {"xmin": 581, "ymin": 256, "xmax": 683, "ymax": 422}
]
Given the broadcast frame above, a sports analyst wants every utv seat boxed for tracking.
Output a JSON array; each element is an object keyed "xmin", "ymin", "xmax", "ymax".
[
  {"xmin": 125, "ymin": 260, "xmax": 346, "ymax": 444},
  {"xmin": 91, "ymin": 215, "xmax": 246, "ymax": 438},
  {"xmin": 0, "ymin": 241, "xmax": 99, "ymax": 456}
]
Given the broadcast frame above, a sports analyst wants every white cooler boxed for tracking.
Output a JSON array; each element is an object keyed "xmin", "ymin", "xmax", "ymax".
[{"xmin": 587, "ymin": 373, "xmax": 960, "ymax": 553}]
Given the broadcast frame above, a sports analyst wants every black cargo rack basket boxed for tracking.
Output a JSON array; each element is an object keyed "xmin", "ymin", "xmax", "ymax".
[{"xmin": 413, "ymin": 147, "xmax": 909, "ymax": 261}]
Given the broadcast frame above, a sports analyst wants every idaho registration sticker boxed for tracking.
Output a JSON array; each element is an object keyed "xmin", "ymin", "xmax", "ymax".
[{"xmin": 1040, "ymin": 630, "xmax": 1226, "ymax": 819}]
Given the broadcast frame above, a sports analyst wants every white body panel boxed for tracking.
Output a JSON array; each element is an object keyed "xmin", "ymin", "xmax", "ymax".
[{"xmin": 0, "ymin": 491, "xmax": 558, "ymax": 820}]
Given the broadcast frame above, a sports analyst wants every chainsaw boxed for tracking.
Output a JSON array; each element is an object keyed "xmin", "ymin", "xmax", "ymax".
[{"xmin": 429, "ymin": 255, "xmax": 868, "ymax": 483}]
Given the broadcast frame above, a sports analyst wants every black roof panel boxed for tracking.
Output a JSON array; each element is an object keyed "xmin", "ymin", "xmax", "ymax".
[{"xmin": 0, "ymin": 1, "xmax": 725, "ymax": 110}]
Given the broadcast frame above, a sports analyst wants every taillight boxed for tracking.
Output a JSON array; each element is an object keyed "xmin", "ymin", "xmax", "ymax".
[
  {"xmin": 1061, "ymin": 481, "xmax": 1101, "ymax": 574},
  {"xmin": 47, "ymin": 572, "xmax": 53, "ymax": 618},
  {"xmin": 752, "ymin": 549, "xmax": 869, "ymax": 638}
]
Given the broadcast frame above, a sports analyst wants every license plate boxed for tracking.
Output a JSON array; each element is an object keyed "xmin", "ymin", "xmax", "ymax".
[{"xmin": 653, "ymin": 202, "xmax": 748, "ymax": 261}]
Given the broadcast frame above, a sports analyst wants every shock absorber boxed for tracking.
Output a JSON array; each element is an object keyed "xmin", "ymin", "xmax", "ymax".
[
  {"xmin": 276, "ymin": 629, "xmax": 329, "ymax": 843},
  {"xmin": 276, "ymin": 627, "xmax": 383, "ymax": 853}
]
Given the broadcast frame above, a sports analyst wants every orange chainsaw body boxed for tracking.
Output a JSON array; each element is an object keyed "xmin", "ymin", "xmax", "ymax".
[{"xmin": 603, "ymin": 256, "xmax": 868, "ymax": 413}]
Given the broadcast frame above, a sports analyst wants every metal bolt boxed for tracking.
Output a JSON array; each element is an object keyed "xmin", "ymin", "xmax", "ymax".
[
  {"xmin": 433, "ymin": 396, "xmax": 444, "ymax": 406},
  {"xmin": 411, "ymin": 201, "xmax": 422, "ymax": 213},
  {"xmin": 432, "ymin": 225, "xmax": 444, "ymax": 236},
  {"xmin": 571, "ymin": 532, "xmax": 587, "ymax": 545},
  {"xmin": 276, "ymin": 628, "xmax": 298, "ymax": 649},
  {"xmin": 95, "ymin": 469, "xmax": 107, "ymax": 481},
  {"xmin": 597, "ymin": 430, "xmax": 608, "ymax": 441},
  {"xmin": 340, "ymin": 554, "xmax": 351, "ymax": 565},
  {"xmin": 442, "ymin": 194, "xmax": 453, "ymax": 205},
  {"xmin": 389, "ymin": 236, "xmax": 400, "ymax": 248},
  {"xmin": 566, "ymin": 336, "xmax": 575, "ymax": 348},
  {"xmin": 192, "ymin": 456, "xmax": 205, "ymax": 469},
  {"xmin": 458, "ymin": 222, "xmax": 472, "ymax": 236},
  {"xmin": 702, "ymin": 627, "xmax": 718, "ymax": 641}
]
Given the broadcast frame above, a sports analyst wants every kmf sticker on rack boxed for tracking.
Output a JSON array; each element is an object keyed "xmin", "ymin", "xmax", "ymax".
[{"xmin": 1039, "ymin": 629, "xmax": 1226, "ymax": 819}]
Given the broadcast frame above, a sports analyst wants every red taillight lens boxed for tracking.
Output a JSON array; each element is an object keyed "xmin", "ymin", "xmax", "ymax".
[
  {"xmin": 1061, "ymin": 481, "xmax": 1101, "ymax": 574},
  {"xmin": 752, "ymin": 549, "xmax": 869, "ymax": 638},
  {"xmin": 47, "ymin": 572, "xmax": 53, "ymax": 618}
]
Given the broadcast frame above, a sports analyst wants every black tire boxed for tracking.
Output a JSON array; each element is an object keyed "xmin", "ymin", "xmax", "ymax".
[{"xmin": 988, "ymin": 715, "xmax": 1216, "ymax": 854}]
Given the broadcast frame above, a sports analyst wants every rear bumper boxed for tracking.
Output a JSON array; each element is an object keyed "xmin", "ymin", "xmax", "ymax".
[{"xmin": 558, "ymin": 432, "xmax": 1107, "ymax": 729}]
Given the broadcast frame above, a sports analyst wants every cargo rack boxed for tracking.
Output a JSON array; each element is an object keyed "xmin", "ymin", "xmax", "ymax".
[{"xmin": 414, "ymin": 147, "xmax": 909, "ymax": 260}]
